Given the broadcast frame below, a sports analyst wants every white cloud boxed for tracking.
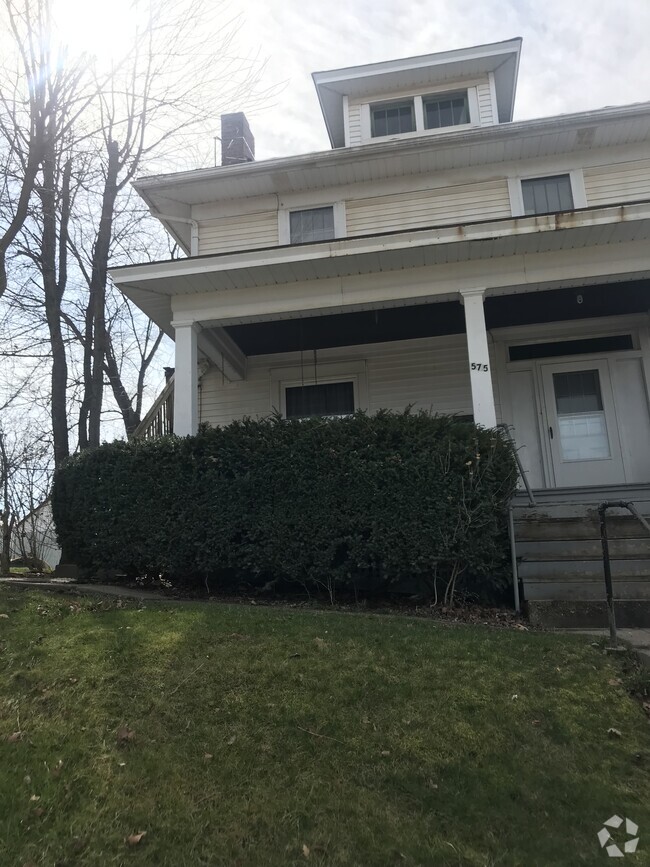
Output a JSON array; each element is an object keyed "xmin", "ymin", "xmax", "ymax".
[{"xmin": 231, "ymin": 0, "xmax": 650, "ymax": 159}]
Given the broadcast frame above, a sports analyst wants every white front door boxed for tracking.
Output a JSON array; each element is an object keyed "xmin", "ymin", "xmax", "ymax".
[{"xmin": 541, "ymin": 359, "xmax": 626, "ymax": 487}]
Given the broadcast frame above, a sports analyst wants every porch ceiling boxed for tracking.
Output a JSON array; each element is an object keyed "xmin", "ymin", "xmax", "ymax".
[
  {"xmin": 223, "ymin": 280, "xmax": 650, "ymax": 355},
  {"xmin": 111, "ymin": 201, "xmax": 650, "ymax": 339}
]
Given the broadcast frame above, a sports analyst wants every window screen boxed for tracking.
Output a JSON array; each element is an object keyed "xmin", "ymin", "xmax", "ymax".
[
  {"xmin": 521, "ymin": 175, "xmax": 574, "ymax": 215},
  {"xmin": 371, "ymin": 101, "xmax": 415, "ymax": 137},
  {"xmin": 285, "ymin": 381, "xmax": 355, "ymax": 419},
  {"xmin": 423, "ymin": 92, "xmax": 469, "ymax": 129},
  {"xmin": 289, "ymin": 207, "xmax": 335, "ymax": 244}
]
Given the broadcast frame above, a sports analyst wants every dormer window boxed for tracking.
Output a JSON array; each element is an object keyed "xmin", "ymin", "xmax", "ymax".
[
  {"xmin": 366, "ymin": 90, "xmax": 474, "ymax": 141},
  {"xmin": 423, "ymin": 91, "xmax": 469, "ymax": 129},
  {"xmin": 370, "ymin": 100, "xmax": 415, "ymax": 137}
]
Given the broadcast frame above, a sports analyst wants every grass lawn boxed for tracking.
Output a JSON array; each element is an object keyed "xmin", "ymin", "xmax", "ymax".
[{"xmin": 0, "ymin": 587, "xmax": 649, "ymax": 866}]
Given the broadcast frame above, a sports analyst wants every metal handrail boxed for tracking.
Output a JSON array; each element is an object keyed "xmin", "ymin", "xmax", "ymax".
[
  {"xmin": 598, "ymin": 500, "xmax": 650, "ymax": 649},
  {"xmin": 498, "ymin": 423, "xmax": 536, "ymax": 507}
]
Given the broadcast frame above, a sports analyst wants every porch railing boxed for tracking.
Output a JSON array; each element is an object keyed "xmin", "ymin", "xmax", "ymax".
[{"xmin": 133, "ymin": 377, "xmax": 174, "ymax": 439}]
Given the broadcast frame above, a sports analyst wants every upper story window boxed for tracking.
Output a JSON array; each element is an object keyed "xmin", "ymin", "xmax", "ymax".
[
  {"xmin": 368, "ymin": 89, "xmax": 473, "ymax": 140},
  {"xmin": 289, "ymin": 206, "xmax": 335, "ymax": 243},
  {"xmin": 423, "ymin": 91, "xmax": 469, "ymax": 129},
  {"xmin": 370, "ymin": 100, "xmax": 415, "ymax": 137},
  {"xmin": 521, "ymin": 174, "xmax": 574, "ymax": 215}
]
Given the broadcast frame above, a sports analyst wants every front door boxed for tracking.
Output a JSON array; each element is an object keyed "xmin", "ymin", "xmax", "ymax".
[{"xmin": 541, "ymin": 359, "xmax": 625, "ymax": 487}]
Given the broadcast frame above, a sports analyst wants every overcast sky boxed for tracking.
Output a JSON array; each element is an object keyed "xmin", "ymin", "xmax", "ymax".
[{"xmin": 232, "ymin": 0, "xmax": 650, "ymax": 161}]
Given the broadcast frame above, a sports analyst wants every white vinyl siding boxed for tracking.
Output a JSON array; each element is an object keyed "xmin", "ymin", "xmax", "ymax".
[
  {"xmin": 198, "ymin": 211, "xmax": 278, "ymax": 255},
  {"xmin": 345, "ymin": 179, "xmax": 511, "ymax": 235},
  {"xmin": 476, "ymin": 80, "xmax": 496, "ymax": 125},
  {"xmin": 347, "ymin": 103, "xmax": 363, "ymax": 146},
  {"xmin": 199, "ymin": 333, "xmax": 501, "ymax": 428},
  {"xmin": 583, "ymin": 159, "xmax": 650, "ymax": 207}
]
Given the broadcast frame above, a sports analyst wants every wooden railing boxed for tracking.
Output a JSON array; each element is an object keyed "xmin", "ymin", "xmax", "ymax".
[{"xmin": 133, "ymin": 377, "xmax": 174, "ymax": 439}]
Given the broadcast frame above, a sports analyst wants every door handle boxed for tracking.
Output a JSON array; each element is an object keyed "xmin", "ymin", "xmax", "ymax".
[{"xmin": 549, "ymin": 426, "xmax": 554, "ymax": 440}]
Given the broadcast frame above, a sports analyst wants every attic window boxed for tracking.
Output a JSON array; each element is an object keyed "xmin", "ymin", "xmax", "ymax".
[
  {"xmin": 423, "ymin": 91, "xmax": 469, "ymax": 129},
  {"xmin": 370, "ymin": 100, "xmax": 415, "ymax": 137},
  {"xmin": 289, "ymin": 207, "xmax": 335, "ymax": 243}
]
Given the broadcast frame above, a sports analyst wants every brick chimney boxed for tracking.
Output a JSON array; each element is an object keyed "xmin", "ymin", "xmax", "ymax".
[{"xmin": 220, "ymin": 112, "xmax": 255, "ymax": 166}]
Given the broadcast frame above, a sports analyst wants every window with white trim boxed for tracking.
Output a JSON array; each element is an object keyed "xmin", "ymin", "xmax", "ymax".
[
  {"xmin": 370, "ymin": 100, "xmax": 415, "ymax": 137},
  {"xmin": 521, "ymin": 174, "xmax": 574, "ymax": 215},
  {"xmin": 423, "ymin": 91, "xmax": 469, "ymax": 129},
  {"xmin": 289, "ymin": 206, "xmax": 335, "ymax": 244},
  {"xmin": 285, "ymin": 381, "xmax": 355, "ymax": 419},
  {"xmin": 369, "ymin": 89, "xmax": 472, "ymax": 139}
]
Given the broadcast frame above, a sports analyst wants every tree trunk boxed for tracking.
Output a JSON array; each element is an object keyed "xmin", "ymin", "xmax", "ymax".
[
  {"xmin": 84, "ymin": 139, "xmax": 120, "ymax": 449},
  {"xmin": 40, "ymin": 139, "xmax": 70, "ymax": 468}
]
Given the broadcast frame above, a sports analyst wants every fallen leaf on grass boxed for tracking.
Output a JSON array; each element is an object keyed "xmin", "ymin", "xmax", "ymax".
[
  {"xmin": 302, "ymin": 844, "xmax": 310, "ymax": 858},
  {"xmin": 126, "ymin": 831, "xmax": 147, "ymax": 846},
  {"xmin": 227, "ymin": 735, "xmax": 236, "ymax": 745},
  {"xmin": 32, "ymin": 807, "xmax": 45, "ymax": 817},
  {"xmin": 514, "ymin": 623, "xmax": 528, "ymax": 631},
  {"xmin": 204, "ymin": 753, "xmax": 213, "ymax": 760},
  {"xmin": 117, "ymin": 725, "xmax": 136, "ymax": 744},
  {"xmin": 607, "ymin": 727, "xmax": 622, "ymax": 738},
  {"xmin": 7, "ymin": 731, "xmax": 22, "ymax": 742},
  {"xmin": 380, "ymin": 750, "xmax": 391, "ymax": 756},
  {"xmin": 0, "ymin": 613, "xmax": 9, "ymax": 619},
  {"xmin": 608, "ymin": 678, "xmax": 623, "ymax": 686},
  {"xmin": 118, "ymin": 762, "xmax": 126, "ymax": 768},
  {"xmin": 29, "ymin": 794, "xmax": 40, "ymax": 802},
  {"xmin": 531, "ymin": 720, "xmax": 541, "ymax": 726},
  {"xmin": 313, "ymin": 637, "xmax": 327, "ymax": 650}
]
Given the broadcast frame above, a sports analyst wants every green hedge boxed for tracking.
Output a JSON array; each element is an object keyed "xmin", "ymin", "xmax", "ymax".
[{"xmin": 52, "ymin": 412, "xmax": 518, "ymax": 602}]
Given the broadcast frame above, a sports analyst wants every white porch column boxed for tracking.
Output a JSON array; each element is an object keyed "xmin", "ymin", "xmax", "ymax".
[
  {"xmin": 172, "ymin": 320, "xmax": 199, "ymax": 436},
  {"xmin": 459, "ymin": 288, "xmax": 497, "ymax": 429}
]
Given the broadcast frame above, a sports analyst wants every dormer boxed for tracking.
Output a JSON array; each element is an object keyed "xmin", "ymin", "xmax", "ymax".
[{"xmin": 313, "ymin": 38, "xmax": 522, "ymax": 149}]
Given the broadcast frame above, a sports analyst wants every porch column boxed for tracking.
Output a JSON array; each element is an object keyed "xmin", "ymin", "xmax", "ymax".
[
  {"xmin": 459, "ymin": 288, "xmax": 497, "ymax": 429},
  {"xmin": 172, "ymin": 320, "xmax": 199, "ymax": 437}
]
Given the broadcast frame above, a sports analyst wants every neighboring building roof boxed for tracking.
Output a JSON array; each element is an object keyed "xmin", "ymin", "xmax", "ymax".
[{"xmin": 312, "ymin": 38, "xmax": 522, "ymax": 147}]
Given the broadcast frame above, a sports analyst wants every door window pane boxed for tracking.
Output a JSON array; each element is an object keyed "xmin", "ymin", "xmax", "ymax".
[
  {"xmin": 285, "ymin": 381, "xmax": 355, "ymax": 419},
  {"xmin": 522, "ymin": 175, "xmax": 574, "ymax": 215},
  {"xmin": 553, "ymin": 369, "xmax": 610, "ymax": 461}
]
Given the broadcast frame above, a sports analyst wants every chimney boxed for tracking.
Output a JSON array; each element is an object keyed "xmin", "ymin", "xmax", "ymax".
[{"xmin": 220, "ymin": 112, "xmax": 255, "ymax": 166}]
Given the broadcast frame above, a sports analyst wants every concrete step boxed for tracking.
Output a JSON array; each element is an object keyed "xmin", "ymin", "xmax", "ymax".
[
  {"xmin": 517, "ymin": 537, "xmax": 650, "ymax": 560},
  {"xmin": 528, "ymin": 599, "xmax": 650, "ymax": 629},
  {"xmin": 514, "ymin": 515, "xmax": 646, "ymax": 541}
]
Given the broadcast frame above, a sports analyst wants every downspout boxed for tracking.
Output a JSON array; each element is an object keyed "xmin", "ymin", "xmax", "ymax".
[{"xmin": 150, "ymin": 212, "xmax": 199, "ymax": 257}]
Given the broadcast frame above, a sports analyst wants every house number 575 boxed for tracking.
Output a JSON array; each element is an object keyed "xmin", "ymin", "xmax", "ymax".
[{"xmin": 471, "ymin": 362, "xmax": 489, "ymax": 372}]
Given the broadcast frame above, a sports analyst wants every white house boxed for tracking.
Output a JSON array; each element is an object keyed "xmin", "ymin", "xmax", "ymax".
[{"xmin": 111, "ymin": 39, "xmax": 650, "ymax": 623}]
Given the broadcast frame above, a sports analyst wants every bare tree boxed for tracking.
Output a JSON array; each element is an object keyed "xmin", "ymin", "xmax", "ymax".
[{"xmin": 0, "ymin": 0, "xmax": 268, "ymax": 461}]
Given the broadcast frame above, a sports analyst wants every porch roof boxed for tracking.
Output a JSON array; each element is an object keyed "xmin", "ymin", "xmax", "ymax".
[{"xmin": 111, "ymin": 201, "xmax": 650, "ymax": 339}]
